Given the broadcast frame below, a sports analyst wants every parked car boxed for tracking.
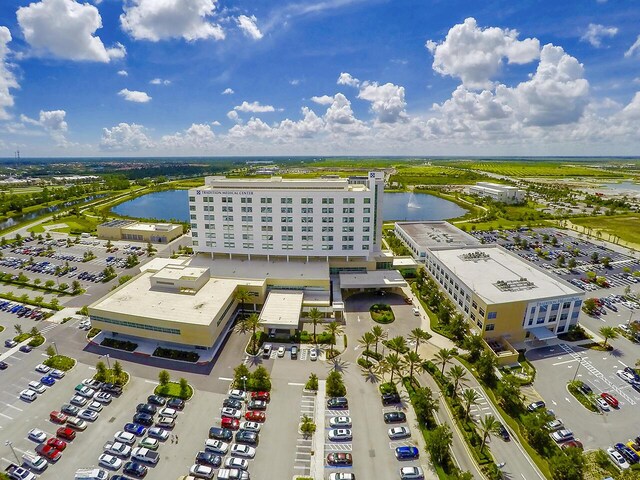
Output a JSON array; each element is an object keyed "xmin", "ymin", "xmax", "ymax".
[
  {"xmin": 133, "ymin": 413, "xmax": 154, "ymax": 427},
  {"xmin": 224, "ymin": 457, "xmax": 248, "ymax": 471},
  {"xmin": 35, "ymin": 364, "xmax": 51, "ymax": 374},
  {"xmin": 114, "ymin": 431, "xmax": 136, "ymax": 445},
  {"xmin": 222, "ymin": 417, "xmax": 240, "ymax": 430},
  {"xmin": 28, "ymin": 428, "xmax": 47, "ymax": 443},
  {"xmin": 230, "ymin": 444, "xmax": 256, "ymax": 458},
  {"xmin": 326, "ymin": 452, "xmax": 352, "ymax": 466},
  {"xmin": 381, "ymin": 392, "xmax": 401, "ymax": 405},
  {"xmin": 46, "ymin": 437, "xmax": 67, "ymax": 451},
  {"xmin": 527, "ymin": 401, "xmax": 545, "ymax": 412},
  {"xmin": 329, "ymin": 474, "xmax": 357, "ymax": 480},
  {"xmin": 608, "ymin": 447, "xmax": 631, "ymax": 470},
  {"xmin": 601, "ymin": 392, "xmax": 619, "ymax": 408},
  {"xmin": 147, "ymin": 395, "xmax": 166, "ymax": 406},
  {"xmin": 56, "ymin": 427, "xmax": 76, "ymax": 441},
  {"xmin": 235, "ymin": 430, "xmax": 259, "ymax": 446},
  {"xmin": 388, "ymin": 426, "xmax": 411, "ymax": 440},
  {"xmin": 189, "ymin": 464, "xmax": 214, "ymax": 479},
  {"xmin": 66, "ymin": 416, "xmax": 87, "ymax": 431},
  {"xmin": 615, "ymin": 443, "xmax": 640, "ymax": 464},
  {"xmin": 124, "ymin": 423, "xmax": 147, "ymax": 436},
  {"xmin": 223, "ymin": 398, "xmax": 243, "ymax": 410},
  {"xmin": 228, "ymin": 390, "xmax": 246, "ymax": 401},
  {"xmin": 41, "ymin": 375, "xmax": 56, "ymax": 387},
  {"xmin": 136, "ymin": 403, "xmax": 158, "ymax": 415},
  {"xmin": 551, "ymin": 429, "xmax": 574, "ymax": 443},
  {"xmin": 383, "ymin": 411, "xmax": 407, "ymax": 424},
  {"xmin": 147, "ymin": 427, "xmax": 170, "ymax": 441},
  {"xmin": 204, "ymin": 439, "xmax": 229, "ymax": 455},
  {"xmin": 244, "ymin": 411, "xmax": 266, "ymax": 422},
  {"xmin": 327, "ymin": 397, "xmax": 348, "ymax": 409},
  {"xmin": 309, "ymin": 349, "xmax": 318, "ymax": 361},
  {"xmin": 50, "ymin": 411, "xmax": 68, "ymax": 424},
  {"xmin": 251, "ymin": 391, "xmax": 270, "ymax": 402},
  {"xmin": 277, "ymin": 346, "xmax": 286, "ymax": 357},
  {"xmin": 328, "ymin": 429, "xmax": 353, "ymax": 441},
  {"xmin": 209, "ymin": 427, "xmax": 233, "ymax": 441},
  {"xmin": 123, "ymin": 461, "xmax": 148, "ymax": 478},
  {"xmin": 221, "ymin": 407, "xmax": 241, "ymax": 419},
  {"xmin": 577, "ymin": 381, "xmax": 592, "ymax": 395},
  {"xmin": 131, "ymin": 447, "xmax": 159, "ymax": 465},
  {"xmin": 545, "ymin": 419, "xmax": 564, "ymax": 431},
  {"xmin": 247, "ymin": 399, "xmax": 267, "ymax": 410},
  {"xmin": 596, "ymin": 398, "xmax": 611, "ymax": 411},
  {"xmin": 560, "ymin": 440, "xmax": 583, "ymax": 451},
  {"xmin": 395, "ymin": 446, "xmax": 419, "ymax": 460},
  {"xmin": 329, "ymin": 416, "xmax": 352, "ymax": 428},
  {"xmin": 196, "ymin": 451, "xmax": 222, "ymax": 468},
  {"xmin": 61, "ymin": 404, "xmax": 80, "ymax": 416},
  {"xmin": 400, "ymin": 466, "xmax": 425, "ymax": 480},
  {"xmin": 167, "ymin": 398, "xmax": 185, "ymax": 410},
  {"xmin": 98, "ymin": 453, "xmax": 123, "ymax": 470},
  {"xmin": 78, "ymin": 409, "xmax": 99, "ymax": 422},
  {"xmin": 156, "ymin": 416, "xmax": 175, "ymax": 429},
  {"xmin": 103, "ymin": 441, "xmax": 132, "ymax": 457}
]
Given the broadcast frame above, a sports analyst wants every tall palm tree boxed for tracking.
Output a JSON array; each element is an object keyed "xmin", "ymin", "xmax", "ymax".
[
  {"xmin": 478, "ymin": 415, "xmax": 501, "ymax": 452},
  {"xmin": 386, "ymin": 336, "xmax": 408, "ymax": 354},
  {"xmin": 235, "ymin": 313, "xmax": 261, "ymax": 352},
  {"xmin": 371, "ymin": 325, "xmax": 388, "ymax": 356},
  {"xmin": 324, "ymin": 322, "xmax": 345, "ymax": 355},
  {"xmin": 462, "ymin": 388, "xmax": 480, "ymax": 419},
  {"xmin": 234, "ymin": 288, "xmax": 251, "ymax": 317},
  {"xmin": 404, "ymin": 351, "xmax": 422, "ymax": 379},
  {"xmin": 408, "ymin": 328, "xmax": 431, "ymax": 354},
  {"xmin": 384, "ymin": 353, "xmax": 404, "ymax": 384},
  {"xmin": 446, "ymin": 364, "xmax": 468, "ymax": 396},
  {"xmin": 308, "ymin": 308, "xmax": 323, "ymax": 345},
  {"xmin": 599, "ymin": 326, "xmax": 618, "ymax": 348},
  {"xmin": 358, "ymin": 332, "xmax": 375, "ymax": 353},
  {"xmin": 433, "ymin": 348, "xmax": 456, "ymax": 375}
]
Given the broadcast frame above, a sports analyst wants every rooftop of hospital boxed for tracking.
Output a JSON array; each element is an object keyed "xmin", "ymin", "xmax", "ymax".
[
  {"xmin": 396, "ymin": 221, "xmax": 480, "ymax": 250},
  {"xmin": 196, "ymin": 175, "xmax": 373, "ymax": 191}
]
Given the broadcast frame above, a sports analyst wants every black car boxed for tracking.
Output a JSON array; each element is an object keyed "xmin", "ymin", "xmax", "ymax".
[
  {"xmin": 61, "ymin": 404, "xmax": 80, "ymax": 416},
  {"xmin": 195, "ymin": 451, "xmax": 222, "ymax": 467},
  {"xmin": 147, "ymin": 395, "xmax": 166, "ymax": 406},
  {"xmin": 247, "ymin": 400, "xmax": 267, "ymax": 410},
  {"xmin": 0, "ymin": 361, "xmax": 8, "ymax": 370},
  {"xmin": 235, "ymin": 429, "xmax": 259, "ymax": 446},
  {"xmin": 102, "ymin": 383, "xmax": 123, "ymax": 395},
  {"xmin": 167, "ymin": 398, "xmax": 185, "ymax": 410},
  {"xmin": 527, "ymin": 401, "xmax": 545, "ymax": 412},
  {"xmin": 327, "ymin": 397, "xmax": 348, "ymax": 409},
  {"xmin": 123, "ymin": 461, "xmax": 148, "ymax": 478},
  {"xmin": 223, "ymin": 398, "xmax": 243, "ymax": 410},
  {"xmin": 19, "ymin": 345, "xmax": 32, "ymax": 353},
  {"xmin": 133, "ymin": 413, "xmax": 154, "ymax": 427},
  {"xmin": 577, "ymin": 381, "xmax": 593, "ymax": 395},
  {"xmin": 209, "ymin": 427, "xmax": 233, "ymax": 441},
  {"xmin": 136, "ymin": 403, "xmax": 158, "ymax": 415},
  {"xmin": 497, "ymin": 423, "xmax": 510, "ymax": 441},
  {"xmin": 383, "ymin": 411, "xmax": 406, "ymax": 423},
  {"xmin": 381, "ymin": 392, "xmax": 401, "ymax": 405}
]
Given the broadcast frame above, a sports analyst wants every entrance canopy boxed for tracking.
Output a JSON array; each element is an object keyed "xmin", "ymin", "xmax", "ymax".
[
  {"xmin": 528, "ymin": 326, "xmax": 557, "ymax": 341},
  {"xmin": 339, "ymin": 270, "xmax": 407, "ymax": 290},
  {"xmin": 259, "ymin": 290, "xmax": 304, "ymax": 330}
]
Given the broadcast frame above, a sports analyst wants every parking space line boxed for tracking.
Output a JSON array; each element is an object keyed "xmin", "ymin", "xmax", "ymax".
[{"xmin": 0, "ymin": 413, "xmax": 13, "ymax": 420}]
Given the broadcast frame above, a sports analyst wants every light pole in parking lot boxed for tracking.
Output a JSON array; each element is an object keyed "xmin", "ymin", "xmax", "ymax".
[
  {"xmin": 572, "ymin": 355, "xmax": 583, "ymax": 382},
  {"xmin": 5, "ymin": 440, "xmax": 19, "ymax": 465},
  {"xmin": 99, "ymin": 353, "xmax": 111, "ymax": 370},
  {"xmin": 52, "ymin": 341, "xmax": 58, "ymax": 356},
  {"xmin": 241, "ymin": 375, "xmax": 248, "ymax": 412}
]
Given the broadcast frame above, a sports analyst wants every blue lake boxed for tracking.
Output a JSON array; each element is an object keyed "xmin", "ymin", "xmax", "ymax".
[{"xmin": 112, "ymin": 190, "xmax": 467, "ymax": 222}]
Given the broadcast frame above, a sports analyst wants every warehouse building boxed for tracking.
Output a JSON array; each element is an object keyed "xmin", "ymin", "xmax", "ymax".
[
  {"xmin": 97, "ymin": 220, "xmax": 182, "ymax": 244},
  {"xmin": 468, "ymin": 182, "xmax": 526, "ymax": 204}
]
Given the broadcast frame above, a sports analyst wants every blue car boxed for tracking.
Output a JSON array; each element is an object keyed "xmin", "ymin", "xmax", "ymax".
[
  {"xmin": 41, "ymin": 375, "xmax": 56, "ymax": 386},
  {"xmin": 395, "ymin": 446, "xmax": 419, "ymax": 460},
  {"xmin": 124, "ymin": 422, "xmax": 147, "ymax": 436},
  {"xmin": 615, "ymin": 443, "xmax": 640, "ymax": 464}
]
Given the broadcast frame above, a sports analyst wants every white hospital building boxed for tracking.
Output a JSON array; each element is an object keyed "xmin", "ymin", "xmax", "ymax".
[{"xmin": 469, "ymin": 182, "xmax": 526, "ymax": 204}]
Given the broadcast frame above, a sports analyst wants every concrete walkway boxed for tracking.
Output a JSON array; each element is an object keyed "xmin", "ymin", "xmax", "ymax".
[{"xmin": 312, "ymin": 380, "xmax": 326, "ymax": 480}]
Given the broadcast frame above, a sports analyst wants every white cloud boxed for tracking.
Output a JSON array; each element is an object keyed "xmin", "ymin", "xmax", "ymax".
[
  {"xmin": 120, "ymin": 0, "xmax": 225, "ymax": 42},
  {"xmin": 337, "ymin": 72, "xmax": 360, "ymax": 87},
  {"xmin": 227, "ymin": 110, "xmax": 240, "ymax": 122},
  {"xmin": 324, "ymin": 93, "xmax": 367, "ymax": 135},
  {"xmin": 222, "ymin": 87, "xmax": 234, "ymax": 95},
  {"xmin": 580, "ymin": 23, "xmax": 618, "ymax": 48},
  {"xmin": 100, "ymin": 122, "xmax": 153, "ymax": 150},
  {"xmin": 19, "ymin": 109, "xmax": 69, "ymax": 145},
  {"xmin": 234, "ymin": 101, "xmax": 275, "ymax": 113},
  {"xmin": 289, "ymin": 79, "xmax": 300, "ymax": 86},
  {"xmin": 16, "ymin": 0, "xmax": 126, "ymax": 62},
  {"xmin": 311, "ymin": 95, "xmax": 335, "ymax": 105},
  {"xmin": 118, "ymin": 88, "xmax": 152, "ymax": 103},
  {"xmin": 426, "ymin": 17, "xmax": 540, "ymax": 89},
  {"xmin": 149, "ymin": 78, "xmax": 171, "ymax": 85},
  {"xmin": 236, "ymin": 15, "xmax": 263, "ymax": 40},
  {"xmin": 0, "ymin": 27, "xmax": 18, "ymax": 120},
  {"xmin": 117, "ymin": 70, "xmax": 128, "ymax": 76},
  {"xmin": 357, "ymin": 82, "xmax": 407, "ymax": 123},
  {"xmin": 162, "ymin": 123, "xmax": 215, "ymax": 148},
  {"xmin": 211, "ymin": 120, "xmax": 221, "ymax": 126},
  {"xmin": 625, "ymin": 35, "xmax": 640, "ymax": 58}
]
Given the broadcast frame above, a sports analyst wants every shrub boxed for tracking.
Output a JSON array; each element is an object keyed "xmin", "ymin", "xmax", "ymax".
[
  {"xmin": 28, "ymin": 335, "xmax": 45, "ymax": 347},
  {"xmin": 43, "ymin": 354, "xmax": 75, "ymax": 371},
  {"xmin": 153, "ymin": 347, "xmax": 199, "ymax": 362},
  {"xmin": 248, "ymin": 366, "xmax": 271, "ymax": 392},
  {"xmin": 379, "ymin": 382, "xmax": 398, "ymax": 395},
  {"xmin": 362, "ymin": 349, "xmax": 383, "ymax": 361},
  {"xmin": 369, "ymin": 303, "xmax": 395, "ymax": 324},
  {"xmin": 87, "ymin": 327, "xmax": 101, "ymax": 339},
  {"xmin": 326, "ymin": 371, "xmax": 346, "ymax": 397},
  {"xmin": 101, "ymin": 337, "xmax": 138, "ymax": 352},
  {"xmin": 357, "ymin": 357, "xmax": 373, "ymax": 369},
  {"xmin": 305, "ymin": 373, "xmax": 318, "ymax": 391}
]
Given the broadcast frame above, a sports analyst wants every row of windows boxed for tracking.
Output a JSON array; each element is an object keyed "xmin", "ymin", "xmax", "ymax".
[
  {"xmin": 192, "ymin": 241, "xmax": 369, "ymax": 251},
  {"xmin": 91, "ymin": 315, "xmax": 181, "ymax": 335},
  {"xmin": 199, "ymin": 214, "xmax": 371, "ymax": 224},
  {"xmin": 189, "ymin": 196, "xmax": 372, "ymax": 205}
]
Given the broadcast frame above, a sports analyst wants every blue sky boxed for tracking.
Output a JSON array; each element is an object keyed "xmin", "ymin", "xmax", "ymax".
[{"xmin": 0, "ymin": 0, "xmax": 639, "ymax": 157}]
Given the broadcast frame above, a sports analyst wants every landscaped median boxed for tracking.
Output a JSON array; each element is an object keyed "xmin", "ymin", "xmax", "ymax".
[
  {"xmin": 567, "ymin": 381, "xmax": 599, "ymax": 413},
  {"xmin": 43, "ymin": 354, "xmax": 76, "ymax": 371},
  {"xmin": 154, "ymin": 370, "xmax": 194, "ymax": 400},
  {"xmin": 369, "ymin": 303, "xmax": 395, "ymax": 324}
]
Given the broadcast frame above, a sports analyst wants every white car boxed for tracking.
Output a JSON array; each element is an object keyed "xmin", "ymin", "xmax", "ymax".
[
  {"xmin": 617, "ymin": 370, "xmax": 636, "ymax": 384},
  {"xmin": 70, "ymin": 395, "xmax": 88, "ymax": 406},
  {"xmin": 400, "ymin": 466, "xmax": 425, "ymax": 479},
  {"xmin": 277, "ymin": 346, "xmax": 286, "ymax": 357},
  {"xmin": 94, "ymin": 392, "xmax": 112, "ymax": 404},
  {"xmin": 329, "ymin": 416, "xmax": 352, "ymax": 428},
  {"xmin": 551, "ymin": 429, "xmax": 573, "ymax": 443},
  {"xmin": 158, "ymin": 407, "xmax": 177, "ymax": 418},
  {"xmin": 388, "ymin": 426, "xmax": 411, "ymax": 439},
  {"xmin": 50, "ymin": 369, "xmax": 65, "ymax": 379},
  {"xmin": 87, "ymin": 401, "xmax": 104, "ymax": 412},
  {"xmin": 608, "ymin": 447, "xmax": 630, "ymax": 470},
  {"xmin": 35, "ymin": 364, "xmax": 51, "ymax": 374},
  {"xmin": 204, "ymin": 439, "xmax": 229, "ymax": 454},
  {"xmin": 239, "ymin": 421, "xmax": 261, "ymax": 432},
  {"xmin": 228, "ymin": 389, "xmax": 246, "ymax": 401},
  {"xmin": 28, "ymin": 381, "xmax": 46, "ymax": 394},
  {"xmin": 224, "ymin": 456, "xmax": 249, "ymax": 470},
  {"xmin": 544, "ymin": 419, "xmax": 564, "ymax": 432},
  {"xmin": 20, "ymin": 389, "xmax": 37, "ymax": 402},
  {"xmin": 114, "ymin": 431, "xmax": 136, "ymax": 445},
  {"xmin": 148, "ymin": 427, "xmax": 170, "ymax": 441},
  {"xmin": 156, "ymin": 416, "xmax": 175, "ymax": 428},
  {"xmin": 230, "ymin": 444, "xmax": 256, "ymax": 458},
  {"xmin": 190, "ymin": 464, "xmax": 214, "ymax": 479},
  {"xmin": 75, "ymin": 386, "xmax": 95, "ymax": 398},
  {"xmin": 28, "ymin": 428, "xmax": 47, "ymax": 443},
  {"xmin": 328, "ymin": 428, "xmax": 352, "ymax": 441},
  {"xmin": 329, "ymin": 474, "xmax": 356, "ymax": 480},
  {"xmin": 98, "ymin": 453, "xmax": 122, "ymax": 470},
  {"xmin": 309, "ymin": 349, "xmax": 318, "ymax": 361},
  {"xmin": 104, "ymin": 441, "xmax": 132, "ymax": 457},
  {"xmin": 596, "ymin": 398, "xmax": 611, "ymax": 411},
  {"xmin": 221, "ymin": 407, "xmax": 241, "ymax": 419},
  {"xmin": 619, "ymin": 324, "xmax": 632, "ymax": 334},
  {"xmin": 78, "ymin": 409, "xmax": 99, "ymax": 422}
]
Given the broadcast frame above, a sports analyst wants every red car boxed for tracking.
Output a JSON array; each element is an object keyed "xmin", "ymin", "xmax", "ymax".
[
  {"xmin": 327, "ymin": 452, "xmax": 353, "ymax": 466},
  {"xmin": 56, "ymin": 427, "xmax": 76, "ymax": 441},
  {"xmin": 251, "ymin": 391, "xmax": 270, "ymax": 402},
  {"xmin": 244, "ymin": 411, "xmax": 266, "ymax": 423},
  {"xmin": 50, "ymin": 411, "xmax": 68, "ymax": 424},
  {"xmin": 221, "ymin": 417, "xmax": 240, "ymax": 430},
  {"xmin": 46, "ymin": 437, "xmax": 67, "ymax": 451},
  {"xmin": 601, "ymin": 392, "xmax": 619, "ymax": 408},
  {"xmin": 561, "ymin": 440, "xmax": 584, "ymax": 451},
  {"xmin": 35, "ymin": 443, "xmax": 62, "ymax": 461}
]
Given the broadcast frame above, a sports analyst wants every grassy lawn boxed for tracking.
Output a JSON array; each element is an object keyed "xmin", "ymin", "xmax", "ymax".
[
  {"xmin": 0, "ymin": 325, "xmax": 3, "ymax": 333},
  {"xmin": 445, "ymin": 160, "xmax": 627, "ymax": 178},
  {"xmin": 29, "ymin": 214, "xmax": 100, "ymax": 234},
  {"xmin": 43, "ymin": 354, "xmax": 76, "ymax": 371},
  {"xmin": 391, "ymin": 165, "xmax": 486, "ymax": 185},
  {"xmin": 570, "ymin": 214, "xmax": 640, "ymax": 246},
  {"xmin": 94, "ymin": 369, "xmax": 129, "ymax": 386},
  {"xmin": 155, "ymin": 381, "xmax": 194, "ymax": 400}
]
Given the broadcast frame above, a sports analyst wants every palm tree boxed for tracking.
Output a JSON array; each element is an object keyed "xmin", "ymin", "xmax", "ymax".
[
  {"xmin": 404, "ymin": 351, "xmax": 422, "ymax": 379},
  {"xmin": 234, "ymin": 288, "xmax": 251, "ymax": 317},
  {"xmin": 308, "ymin": 307, "xmax": 323, "ymax": 345},
  {"xmin": 235, "ymin": 313, "xmax": 261, "ymax": 352},
  {"xmin": 386, "ymin": 336, "xmax": 408, "ymax": 354},
  {"xmin": 462, "ymin": 388, "xmax": 480, "ymax": 419},
  {"xmin": 446, "ymin": 364, "xmax": 468, "ymax": 395},
  {"xmin": 358, "ymin": 332, "xmax": 375, "ymax": 354},
  {"xmin": 384, "ymin": 353, "xmax": 404, "ymax": 384},
  {"xmin": 599, "ymin": 326, "xmax": 618, "ymax": 348},
  {"xmin": 433, "ymin": 348, "xmax": 456, "ymax": 375},
  {"xmin": 408, "ymin": 328, "xmax": 431, "ymax": 354},
  {"xmin": 478, "ymin": 414, "xmax": 501, "ymax": 452},
  {"xmin": 324, "ymin": 322, "xmax": 344, "ymax": 355},
  {"xmin": 371, "ymin": 325, "xmax": 387, "ymax": 356}
]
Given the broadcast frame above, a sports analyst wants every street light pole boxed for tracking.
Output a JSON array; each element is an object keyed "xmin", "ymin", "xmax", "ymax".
[
  {"xmin": 52, "ymin": 341, "xmax": 58, "ymax": 356},
  {"xmin": 241, "ymin": 375, "xmax": 248, "ymax": 413},
  {"xmin": 572, "ymin": 355, "xmax": 582, "ymax": 382},
  {"xmin": 100, "ymin": 354, "xmax": 111, "ymax": 370},
  {"xmin": 5, "ymin": 440, "xmax": 20, "ymax": 465}
]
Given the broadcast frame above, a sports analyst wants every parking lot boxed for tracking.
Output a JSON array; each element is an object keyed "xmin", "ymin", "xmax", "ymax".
[{"xmin": 528, "ymin": 343, "xmax": 640, "ymax": 450}]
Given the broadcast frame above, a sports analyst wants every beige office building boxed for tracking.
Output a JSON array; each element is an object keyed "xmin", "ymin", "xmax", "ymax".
[{"xmin": 97, "ymin": 220, "xmax": 182, "ymax": 244}]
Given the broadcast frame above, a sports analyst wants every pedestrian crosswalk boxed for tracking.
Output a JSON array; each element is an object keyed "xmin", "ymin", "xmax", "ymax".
[{"xmin": 325, "ymin": 443, "xmax": 352, "ymax": 452}]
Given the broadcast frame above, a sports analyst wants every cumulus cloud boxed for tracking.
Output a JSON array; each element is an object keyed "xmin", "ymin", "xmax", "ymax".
[
  {"xmin": 337, "ymin": 72, "xmax": 360, "ymax": 87},
  {"xmin": 324, "ymin": 93, "xmax": 367, "ymax": 135},
  {"xmin": 357, "ymin": 82, "xmax": 407, "ymax": 123},
  {"xmin": 118, "ymin": 88, "xmax": 152, "ymax": 103},
  {"xmin": 289, "ymin": 79, "xmax": 300, "ymax": 86},
  {"xmin": 19, "ymin": 110, "xmax": 69, "ymax": 145},
  {"xmin": 117, "ymin": 70, "xmax": 128, "ymax": 76},
  {"xmin": 625, "ymin": 35, "xmax": 640, "ymax": 58},
  {"xmin": 162, "ymin": 123, "xmax": 215, "ymax": 148},
  {"xmin": 120, "ymin": 0, "xmax": 224, "ymax": 42},
  {"xmin": 236, "ymin": 15, "xmax": 263, "ymax": 40},
  {"xmin": 100, "ymin": 122, "xmax": 153, "ymax": 150},
  {"xmin": 311, "ymin": 95, "xmax": 334, "ymax": 105},
  {"xmin": 426, "ymin": 17, "xmax": 540, "ymax": 89},
  {"xmin": 227, "ymin": 110, "xmax": 240, "ymax": 122},
  {"xmin": 221, "ymin": 87, "xmax": 234, "ymax": 95},
  {"xmin": 150, "ymin": 78, "xmax": 171, "ymax": 85},
  {"xmin": 580, "ymin": 23, "xmax": 618, "ymax": 48},
  {"xmin": 0, "ymin": 27, "xmax": 18, "ymax": 120},
  {"xmin": 234, "ymin": 101, "xmax": 275, "ymax": 113},
  {"xmin": 17, "ymin": 0, "xmax": 126, "ymax": 62}
]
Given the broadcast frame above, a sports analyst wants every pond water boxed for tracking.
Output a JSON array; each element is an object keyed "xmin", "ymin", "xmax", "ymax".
[{"xmin": 112, "ymin": 190, "xmax": 468, "ymax": 222}]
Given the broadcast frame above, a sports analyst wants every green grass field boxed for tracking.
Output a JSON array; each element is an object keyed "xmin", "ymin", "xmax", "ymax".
[
  {"xmin": 391, "ymin": 165, "xmax": 486, "ymax": 185},
  {"xmin": 445, "ymin": 161, "xmax": 627, "ymax": 178},
  {"xmin": 29, "ymin": 215, "xmax": 100, "ymax": 234},
  {"xmin": 571, "ymin": 215, "xmax": 640, "ymax": 246}
]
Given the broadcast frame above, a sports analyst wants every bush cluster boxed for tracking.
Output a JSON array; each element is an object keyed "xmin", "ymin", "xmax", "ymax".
[
  {"xmin": 101, "ymin": 337, "xmax": 138, "ymax": 352},
  {"xmin": 153, "ymin": 347, "xmax": 199, "ymax": 362}
]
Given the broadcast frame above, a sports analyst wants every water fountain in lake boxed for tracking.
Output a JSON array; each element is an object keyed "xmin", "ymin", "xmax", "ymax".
[{"xmin": 407, "ymin": 192, "xmax": 421, "ymax": 209}]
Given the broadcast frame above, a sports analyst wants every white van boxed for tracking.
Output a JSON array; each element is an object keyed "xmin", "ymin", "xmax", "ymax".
[
  {"xmin": 74, "ymin": 468, "xmax": 109, "ymax": 480},
  {"xmin": 412, "ymin": 307, "xmax": 420, "ymax": 316},
  {"xmin": 22, "ymin": 452, "xmax": 48, "ymax": 472},
  {"xmin": 19, "ymin": 389, "xmax": 37, "ymax": 402}
]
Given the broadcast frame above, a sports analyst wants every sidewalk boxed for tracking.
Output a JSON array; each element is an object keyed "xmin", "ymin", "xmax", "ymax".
[
  {"xmin": 312, "ymin": 380, "xmax": 326, "ymax": 480},
  {"xmin": 400, "ymin": 285, "xmax": 458, "ymax": 350}
]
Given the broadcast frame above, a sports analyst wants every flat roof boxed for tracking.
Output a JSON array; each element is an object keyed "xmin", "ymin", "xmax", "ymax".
[
  {"xmin": 397, "ymin": 221, "xmax": 480, "ymax": 250},
  {"xmin": 259, "ymin": 290, "xmax": 303, "ymax": 328},
  {"xmin": 188, "ymin": 255, "xmax": 330, "ymax": 281},
  {"xmin": 201, "ymin": 176, "xmax": 368, "ymax": 191},
  {"xmin": 91, "ymin": 271, "xmax": 259, "ymax": 326},
  {"xmin": 140, "ymin": 257, "xmax": 189, "ymax": 273},
  {"xmin": 123, "ymin": 222, "xmax": 180, "ymax": 232},
  {"xmin": 431, "ymin": 246, "xmax": 582, "ymax": 304},
  {"xmin": 339, "ymin": 270, "xmax": 407, "ymax": 289},
  {"xmin": 152, "ymin": 265, "xmax": 208, "ymax": 281}
]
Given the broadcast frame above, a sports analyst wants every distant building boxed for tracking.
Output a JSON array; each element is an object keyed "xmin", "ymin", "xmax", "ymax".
[
  {"xmin": 97, "ymin": 220, "xmax": 182, "ymax": 244},
  {"xmin": 469, "ymin": 182, "xmax": 526, "ymax": 204}
]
